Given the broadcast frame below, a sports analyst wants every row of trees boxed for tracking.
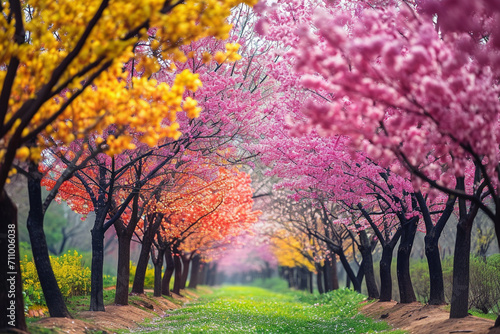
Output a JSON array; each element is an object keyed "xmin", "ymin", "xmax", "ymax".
[
  {"xmin": 3, "ymin": 0, "xmax": 500, "ymax": 331},
  {"xmin": 250, "ymin": 0, "xmax": 500, "ymax": 326},
  {"xmin": 0, "ymin": 1, "xmax": 266, "ymax": 331}
]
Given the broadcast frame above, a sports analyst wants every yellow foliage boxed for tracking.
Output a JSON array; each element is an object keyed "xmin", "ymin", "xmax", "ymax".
[
  {"xmin": 15, "ymin": 146, "xmax": 30, "ymax": 161},
  {"xmin": 214, "ymin": 51, "xmax": 227, "ymax": 64},
  {"xmin": 20, "ymin": 250, "xmax": 91, "ymax": 305},
  {"xmin": 183, "ymin": 96, "xmax": 202, "ymax": 119},
  {"xmin": 271, "ymin": 231, "xmax": 316, "ymax": 272},
  {"xmin": 213, "ymin": 43, "xmax": 242, "ymax": 64},
  {"xmin": 129, "ymin": 261, "xmax": 155, "ymax": 288},
  {"xmin": 225, "ymin": 42, "xmax": 242, "ymax": 61},
  {"xmin": 0, "ymin": 0, "xmax": 257, "ymax": 180}
]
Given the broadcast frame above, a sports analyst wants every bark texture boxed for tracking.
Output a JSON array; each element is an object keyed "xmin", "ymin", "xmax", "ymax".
[
  {"xmin": 397, "ymin": 217, "xmax": 418, "ymax": 303},
  {"xmin": 26, "ymin": 168, "xmax": 71, "ymax": 317},
  {"xmin": 0, "ymin": 190, "xmax": 27, "ymax": 331}
]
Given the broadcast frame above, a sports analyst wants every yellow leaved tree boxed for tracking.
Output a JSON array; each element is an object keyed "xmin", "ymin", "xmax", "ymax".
[
  {"xmin": 0, "ymin": 0, "xmax": 256, "ymax": 330},
  {"xmin": 0, "ymin": 0, "xmax": 255, "ymax": 185},
  {"xmin": 271, "ymin": 229, "xmax": 316, "ymax": 273}
]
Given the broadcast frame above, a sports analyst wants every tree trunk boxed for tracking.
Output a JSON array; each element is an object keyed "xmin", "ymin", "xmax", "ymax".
[
  {"xmin": 425, "ymin": 233, "xmax": 446, "ymax": 305},
  {"xmin": 131, "ymin": 236, "xmax": 153, "ymax": 294},
  {"xmin": 0, "ymin": 190, "xmax": 27, "ymax": 332},
  {"xmin": 356, "ymin": 260, "xmax": 365, "ymax": 288},
  {"xmin": 361, "ymin": 248, "xmax": 379, "ymax": 299},
  {"xmin": 449, "ymin": 177, "xmax": 479, "ymax": 318},
  {"xmin": 397, "ymin": 217, "xmax": 418, "ymax": 303},
  {"xmin": 379, "ymin": 244, "xmax": 395, "ymax": 302},
  {"xmin": 199, "ymin": 263, "xmax": 208, "ymax": 285},
  {"xmin": 495, "ymin": 216, "xmax": 500, "ymax": 327},
  {"xmin": 288, "ymin": 267, "xmax": 295, "ymax": 288},
  {"xmin": 188, "ymin": 254, "xmax": 201, "ymax": 289},
  {"xmin": 114, "ymin": 232, "xmax": 132, "ymax": 305},
  {"xmin": 359, "ymin": 230, "xmax": 379, "ymax": 299},
  {"xmin": 264, "ymin": 261, "xmax": 272, "ymax": 279},
  {"xmin": 180, "ymin": 253, "xmax": 191, "ymax": 289},
  {"xmin": 345, "ymin": 271, "xmax": 351, "ymax": 289},
  {"xmin": 308, "ymin": 271, "xmax": 313, "ymax": 294},
  {"xmin": 449, "ymin": 210, "xmax": 475, "ymax": 317},
  {"xmin": 172, "ymin": 250, "xmax": 183, "ymax": 295},
  {"xmin": 293, "ymin": 267, "xmax": 299, "ymax": 289},
  {"xmin": 302, "ymin": 269, "xmax": 308, "ymax": 291},
  {"xmin": 316, "ymin": 264, "xmax": 324, "ymax": 294},
  {"xmin": 337, "ymin": 249, "xmax": 361, "ymax": 292},
  {"xmin": 162, "ymin": 248, "xmax": 174, "ymax": 295},
  {"xmin": 415, "ymin": 190, "xmax": 455, "ymax": 306},
  {"xmin": 113, "ymin": 191, "xmax": 142, "ymax": 305},
  {"xmin": 207, "ymin": 262, "xmax": 218, "ymax": 286},
  {"xmin": 299, "ymin": 267, "xmax": 308, "ymax": 290},
  {"xmin": 330, "ymin": 254, "xmax": 339, "ymax": 290},
  {"xmin": 90, "ymin": 215, "xmax": 106, "ymax": 311},
  {"xmin": 153, "ymin": 248, "xmax": 165, "ymax": 297},
  {"xmin": 26, "ymin": 170, "xmax": 71, "ymax": 317},
  {"xmin": 323, "ymin": 261, "xmax": 331, "ymax": 292}
]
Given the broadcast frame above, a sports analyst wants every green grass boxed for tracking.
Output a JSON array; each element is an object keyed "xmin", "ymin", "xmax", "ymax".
[
  {"xmin": 130, "ymin": 286, "xmax": 405, "ymax": 333},
  {"xmin": 440, "ymin": 305, "xmax": 499, "ymax": 321},
  {"xmin": 468, "ymin": 309, "xmax": 498, "ymax": 321},
  {"xmin": 66, "ymin": 289, "xmax": 116, "ymax": 314},
  {"xmin": 27, "ymin": 324, "xmax": 59, "ymax": 334}
]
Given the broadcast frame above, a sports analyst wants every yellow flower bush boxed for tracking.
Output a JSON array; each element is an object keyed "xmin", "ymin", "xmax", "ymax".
[
  {"xmin": 129, "ymin": 262, "xmax": 156, "ymax": 288},
  {"xmin": 21, "ymin": 250, "xmax": 91, "ymax": 305}
]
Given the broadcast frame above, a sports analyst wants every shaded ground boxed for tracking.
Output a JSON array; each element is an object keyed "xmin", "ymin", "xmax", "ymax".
[
  {"xmin": 31, "ymin": 289, "xmax": 201, "ymax": 333},
  {"xmin": 360, "ymin": 300, "xmax": 500, "ymax": 334}
]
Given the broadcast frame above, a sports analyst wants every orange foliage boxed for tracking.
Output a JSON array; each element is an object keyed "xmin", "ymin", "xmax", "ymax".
[
  {"xmin": 179, "ymin": 168, "xmax": 261, "ymax": 256},
  {"xmin": 144, "ymin": 167, "xmax": 260, "ymax": 252},
  {"xmin": 41, "ymin": 145, "xmax": 260, "ymax": 255}
]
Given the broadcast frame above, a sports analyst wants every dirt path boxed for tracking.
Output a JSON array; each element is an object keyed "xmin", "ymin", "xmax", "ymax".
[
  {"xmin": 32, "ymin": 289, "xmax": 204, "ymax": 333},
  {"xmin": 360, "ymin": 300, "xmax": 500, "ymax": 334}
]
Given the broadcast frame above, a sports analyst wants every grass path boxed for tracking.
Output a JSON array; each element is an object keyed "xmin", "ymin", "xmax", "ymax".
[{"xmin": 130, "ymin": 286, "xmax": 404, "ymax": 333}]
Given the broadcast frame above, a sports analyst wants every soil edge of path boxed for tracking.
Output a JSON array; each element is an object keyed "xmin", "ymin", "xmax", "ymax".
[
  {"xmin": 360, "ymin": 300, "xmax": 500, "ymax": 334},
  {"xmin": 30, "ymin": 288, "xmax": 209, "ymax": 334}
]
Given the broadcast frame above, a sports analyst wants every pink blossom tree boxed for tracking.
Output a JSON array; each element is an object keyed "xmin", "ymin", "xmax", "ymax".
[
  {"xmin": 252, "ymin": 13, "xmax": 454, "ymax": 300},
  {"xmin": 257, "ymin": 0, "xmax": 499, "ymax": 319}
]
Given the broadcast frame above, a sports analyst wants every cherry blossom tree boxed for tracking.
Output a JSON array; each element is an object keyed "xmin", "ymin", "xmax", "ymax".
[
  {"xmin": 275, "ymin": 0, "xmax": 500, "ymax": 319},
  {"xmin": 172, "ymin": 168, "xmax": 260, "ymax": 291},
  {"xmin": 254, "ymin": 74, "xmax": 456, "ymax": 303},
  {"xmin": 254, "ymin": 0, "xmax": 499, "ymax": 317}
]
